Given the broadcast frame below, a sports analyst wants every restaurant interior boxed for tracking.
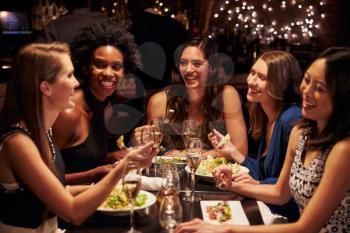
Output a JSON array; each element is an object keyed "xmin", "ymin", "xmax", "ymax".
[{"xmin": 0, "ymin": 1, "xmax": 350, "ymax": 232}]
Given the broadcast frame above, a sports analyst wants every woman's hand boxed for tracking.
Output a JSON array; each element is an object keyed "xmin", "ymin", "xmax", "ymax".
[
  {"xmin": 131, "ymin": 125, "xmax": 151, "ymax": 146},
  {"xmin": 232, "ymin": 173, "xmax": 260, "ymax": 185},
  {"xmin": 124, "ymin": 141, "xmax": 158, "ymax": 167},
  {"xmin": 208, "ymin": 129, "xmax": 243, "ymax": 163},
  {"xmin": 212, "ymin": 165, "xmax": 234, "ymax": 191},
  {"xmin": 175, "ymin": 218, "xmax": 230, "ymax": 233}
]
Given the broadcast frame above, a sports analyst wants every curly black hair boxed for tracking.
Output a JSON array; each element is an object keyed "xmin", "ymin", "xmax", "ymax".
[{"xmin": 71, "ymin": 18, "xmax": 141, "ymax": 82}]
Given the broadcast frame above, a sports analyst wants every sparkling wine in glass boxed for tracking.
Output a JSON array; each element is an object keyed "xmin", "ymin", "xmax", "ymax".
[
  {"xmin": 150, "ymin": 119, "xmax": 164, "ymax": 146},
  {"xmin": 122, "ymin": 161, "xmax": 142, "ymax": 233},
  {"xmin": 182, "ymin": 120, "xmax": 199, "ymax": 146},
  {"xmin": 184, "ymin": 138, "xmax": 202, "ymax": 202}
]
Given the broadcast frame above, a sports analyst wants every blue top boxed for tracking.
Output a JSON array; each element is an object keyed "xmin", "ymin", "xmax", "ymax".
[{"xmin": 242, "ymin": 104, "xmax": 301, "ymax": 221}]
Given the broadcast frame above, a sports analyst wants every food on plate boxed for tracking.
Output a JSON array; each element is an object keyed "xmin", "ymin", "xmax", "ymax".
[
  {"xmin": 217, "ymin": 134, "xmax": 231, "ymax": 147},
  {"xmin": 101, "ymin": 188, "xmax": 147, "ymax": 210},
  {"xmin": 196, "ymin": 156, "xmax": 241, "ymax": 176},
  {"xmin": 116, "ymin": 135, "xmax": 126, "ymax": 149},
  {"xmin": 156, "ymin": 157, "xmax": 187, "ymax": 164},
  {"xmin": 206, "ymin": 202, "xmax": 232, "ymax": 223}
]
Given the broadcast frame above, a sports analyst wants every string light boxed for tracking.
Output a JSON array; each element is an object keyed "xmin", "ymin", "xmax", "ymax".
[{"xmin": 211, "ymin": 0, "xmax": 325, "ymax": 43}]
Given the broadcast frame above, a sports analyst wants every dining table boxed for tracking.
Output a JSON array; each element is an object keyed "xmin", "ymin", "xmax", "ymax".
[{"xmin": 64, "ymin": 164, "xmax": 266, "ymax": 233}]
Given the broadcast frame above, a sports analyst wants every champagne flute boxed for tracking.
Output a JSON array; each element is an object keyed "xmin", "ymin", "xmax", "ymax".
[
  {"xmin": 122, "ymin": 161, "xmax": 142, "ymax": 233},
  {"xmin": 159, "ymin": 194, "xmax": 183, "ymax": 233},
  {"xmin": 142, "ymin": 120, "xmax": 163, "ymax": 174},
  {"xmin": 182, "ymin": 120, "xmax": 199, "ymax": 146},
  {"xmin": 184, "ymin": 138, "xmax": 202, "ymax": 202},
  {"xmin": 150, "ymin": 119, "xmax": 164, "ymax": 147}
]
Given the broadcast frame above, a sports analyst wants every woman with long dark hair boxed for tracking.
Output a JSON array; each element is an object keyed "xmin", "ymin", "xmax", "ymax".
[{"xmin": 145, "ymin": 37, "xmax": 248, "ymax": 156}]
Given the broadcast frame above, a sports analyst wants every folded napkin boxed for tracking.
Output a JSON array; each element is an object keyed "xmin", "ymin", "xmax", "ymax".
[
  {"xmin": 200, "ymin": 201, "xmax": 287, "ymax": 225},
  {"xmin": 141, "ymin": 176, "xmax": 162, "ymax": 191},
  {"xmin": 257, "ymin": 201, "xmax": 288, "ymax": 225}
]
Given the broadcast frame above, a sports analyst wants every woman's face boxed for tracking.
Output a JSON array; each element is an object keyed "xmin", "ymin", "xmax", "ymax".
[
  {"xmin": 179, "ymin": 46, "xmax": 208, "ymax": 90},
  {"xmin": 246, "ymin": 58, "xmax": 272, "ymax": 104},
  {"xmin": 89, "ymin": 45, "xmax": 124, "ymax": 101},
  {"xmin": 300, "ymin": 58, "xmax": 333, "ymax": 129},
  {"xmin": 50, "ymin": 54, "xmax": 79, "ymax": 110}
]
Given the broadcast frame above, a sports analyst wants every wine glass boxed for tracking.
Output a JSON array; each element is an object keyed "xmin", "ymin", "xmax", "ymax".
[
  {"xmin": 182, "ymin": 120, "xmax": 199, "ymax": 146},
  {"xmin": 141, "ymin": 120, "xmax": 163, "ymax": 147},
  {"xmin": 150, "ymin": 119, "xmax": 164, "ymax": 147},
  {"xmin": 160, "ymin": 163, "xmax": 180, "ymax": 193},
  {"xmin": 122, "ymin": 161, "xmax": 142, "ymax": 233},
  {"xmin": 141, "ymin": 120, "xmax": 163, "ymax": 175},
  {"xmin": 183, "ymin": 138, "xmax": 202, "ymax": 202},
  {"xmin": 159, "ymin": 194, "xmax": 183, "ymax": 233}
]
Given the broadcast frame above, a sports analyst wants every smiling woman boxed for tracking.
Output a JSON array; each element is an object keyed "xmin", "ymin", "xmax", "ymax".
[
  {"xmin": 52, "ymin": 18, "xmax": 142, "ymax": 185},
  {"xmin": 146, "ymin": 37, "xmax": 248, "ymax": 157}
]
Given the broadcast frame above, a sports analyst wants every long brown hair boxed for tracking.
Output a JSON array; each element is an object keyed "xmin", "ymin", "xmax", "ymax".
[
  {"xmin": 0, "ymin": 43, "xmax": 70, "ymax": 170},
  {"xmin": 166, "ymin": 37, "xmax": 228, "ymax": 148},
  {"xmin": 248, "ymin": 51, "xmax": 302, "ymax": 140}
]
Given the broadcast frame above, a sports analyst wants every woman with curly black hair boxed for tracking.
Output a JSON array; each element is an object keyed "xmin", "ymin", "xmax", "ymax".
[{"xmin": 52, "ymin": 18, "xmax": 142, "ymax": 185}]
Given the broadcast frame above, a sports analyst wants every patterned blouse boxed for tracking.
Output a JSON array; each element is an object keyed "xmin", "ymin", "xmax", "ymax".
[{"xmin": 289, "ymin": 128, "xmax": 350, "ymax": 233}]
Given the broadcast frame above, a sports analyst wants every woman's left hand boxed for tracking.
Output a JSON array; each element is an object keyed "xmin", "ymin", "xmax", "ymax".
[{"xmin": 175, "ymin": 218, "xmax": 230, "ymax": 233}]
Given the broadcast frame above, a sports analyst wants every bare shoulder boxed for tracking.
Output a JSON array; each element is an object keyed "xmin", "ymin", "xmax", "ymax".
[
  {"xmin": 1, "ymin": 132, "xmax": 38, "ymax": 159},
  {"xmin": 287, "ymin": 126, "xmax": 303, "ymax": 151},
  {"xmin": 222, "ymin": 85, "xmax": 240, "ymax": 100},
  {"xmin": 148, "ymin": 90, "xmax": 167, "ymax": 107},
  {"xmin": 52, "ymin": 90, "xmax": 85, "ymax": 146},
  {"xmin": 147, "ymin": 90, "xmax": 167, "ymax": 121},
  {"xmin": 329, "ymin": 137, "xmax": 350, "ymax": 161},
  {"xmin": 222, "ymin": 85, "xmax": 242, "ymax": 114},
  {"xmin": 55, "ymin": 90, "xmax": 84, "ymax": 126}
]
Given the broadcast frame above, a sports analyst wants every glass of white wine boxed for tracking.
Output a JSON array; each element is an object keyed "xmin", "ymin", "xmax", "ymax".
[
  {"xmin": 122, "ymin": 161, "xmax": 142, "ymax": 233},
  {"xmin": 150, "ymin": 119, "xmax": 164, "ymax": 147},
  {"xmin": 159, "ymin": 194, "xmax": 183, "ymax": 233},
  {"xmin": 184, "ymin": 138, "xmax": 202, "ymax": 202},
  {"xmin": 182, "ymin": 120, "xmax": 199, "ymax": 146}
]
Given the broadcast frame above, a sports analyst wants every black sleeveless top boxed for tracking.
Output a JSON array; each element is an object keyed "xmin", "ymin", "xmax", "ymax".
[
  {"xmin": 61, "ymin": 85, "xmax": 109, "ymax": 173},
  {"xmin": 0, "ymin": 126, "xmax": 65, "ymax": 228}
]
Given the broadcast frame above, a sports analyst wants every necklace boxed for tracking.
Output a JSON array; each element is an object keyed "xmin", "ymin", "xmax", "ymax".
[{"xmin": 46, "ymin": 127, "xmax": 56, "ymax": 161}]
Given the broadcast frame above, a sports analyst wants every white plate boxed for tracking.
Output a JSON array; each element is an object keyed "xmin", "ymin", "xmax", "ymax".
[
  {"xmin": 201, "ymin": 201, "xmax": 287, "ymax": 225},
  {"xmin": 185, "ymin": 162, "xmax": 249, "ymax": 182},
  {"xmin": 155, "ymin": 156, "xmax": 187, "ymax": 165},
  {"xmin": 97, "ymin": 190, "xmax": 156, "ymax": 216}
]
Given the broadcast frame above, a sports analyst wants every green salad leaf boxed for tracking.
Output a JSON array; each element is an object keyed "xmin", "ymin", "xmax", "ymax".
[{"xmin": 135, "ymin": 193, "xmax": 147, "ymax": 207}]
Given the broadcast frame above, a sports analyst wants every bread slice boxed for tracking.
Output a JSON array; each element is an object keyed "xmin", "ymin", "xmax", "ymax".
[{"xmin": 217, "ymin": 134, "xmax": 230, "ymax": 147}]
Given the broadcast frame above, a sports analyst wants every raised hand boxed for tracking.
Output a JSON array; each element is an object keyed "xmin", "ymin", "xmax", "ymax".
[
  {"xmin": 131, "ymin": 125, "xmax": 151, "ymax": 146},
  {"xmin": 125, "ymin": 141, "xmax": 158, "ymax": 167},
  {"xmin": 208, "ymin": 129, "xmax": 243, "ymax": 163}
]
